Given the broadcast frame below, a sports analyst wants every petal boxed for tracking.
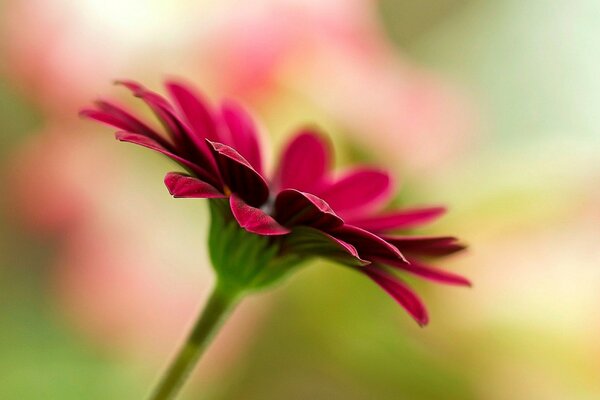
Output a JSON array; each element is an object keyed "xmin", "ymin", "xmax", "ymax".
[
  {"xmin": 229, "ymin": 194, "xmax": 290, "ymax": 236},
  {"xmin": 330, "ymin": 225, "xmax": 407, "ymax": 263},
  {"xmin": 221, "ymin": 100, "xmax": 263, "ymax": 175},
  {"xmin": 166, "ymin": 80, "xmax": 221, "ymax": 142},
  {"xmin": 284, "ymin": 226, "xmax": 368, "ymax": 267},
  {"xmin": 377, "ymin": 257, "xmax": 471, "ymax": 287},
  {"xmin": 115, "ymin": 131, "xmax": 216, "ymax": 185},
  {"xmin": 95, "ymin": 100, "xmax": 165, "ymax": 139},
  {"xmin": 274, "ymin": 189, "xmax": 343, "ymax": 230},
  {"xmin": 274, "ymin": 130, "xmax": 330, "ymax": 192},
  {"xmin": 381, "ymin": 235, "xmax": 467, "ymax": 257},
  {"xmin": 164, "ymin": 172, "xmax": 225, "ymax": 198},
  {"xmin": 207, "ymin": 140, "xmax": 269, "ymax": 207},
  {"xmin": 364, "ymin": 267, "xmax": 429, "ymax": 326},
  {"xmin": 316, "ymin": 168, "xmax": 393, "ymax": 218},
  {"xmin": 116, "ymin": 80, "xmax": 216, "ymax": 166},
  {"xmin": 81, "ymin": 108, "xmax": 131, "ymax": 130},
  {"xmin": 131, "ymin": 87, "xmax": 192, "ymax": 144},
  {"xmin": 80, "ymin": 101, "xmax": 171, "ymax": 149},
  {"xmin": 114, "ymin": 79, "xmax": 144, "ymax": 93},
  {"xmin": 347, "ymin": 206, "xmax": 447, "ymax": 233}
]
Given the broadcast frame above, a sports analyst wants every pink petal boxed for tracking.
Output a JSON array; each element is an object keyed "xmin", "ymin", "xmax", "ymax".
[
  {"xmin": 207, "ymin": 140, "xmax": 269, "ymax": 207},
  {"xmin": 220, "ymin": 100, "xmax": 263, "ymax": 175},
  {"xmin": 80, "ymin": 100, "xmax": 171, "ymax": 149},
  {"xmin": 229, "ymin": 194, "xmax": 290, "ymax": 236},
  {"xmin": 114, "ymin": 79, "xmax": 144, "ymax": 93},
  {"xmin": 274, "ymin": 189, "xmax": 343, "ymax": 230},
  {"xmin": 274, "ymin": 130, "xmax": 330, "ymax": 192},
  {"xmin": 95, "ymin": 100, "xmax": 163, "ymax": 138},
  {"xmin": 284, "ymin": 226, "xmax": 369, "ymax": 267},
  {"xmin": 376, "ymin": 257, "xmax": 471, "ymax": 287},
  {"xmin": 80, "ymin": 108, "xmax": 133, "ymax": 131},
  {"xmin": 315, "ymin": 168, "xmax": 393, "ymax": 219},
  {"xmin": 165, "ymin": 80, "xmax": 221, "ymax": 142},
  {"xmin": 330, "ymin": 225, "xmax": 407, "ymax": 263},
  {"xmin": 347, "ymin": 206, "xmax": 447, "ymax": 233},
  {"xmin": 364, "ymin": 267, "xmax": 429, "ymax": 326},
  {"xmin": 381, "ymin": 235, "xmax": 466, "ymax": 257},
  {"xmin": 164, "ymin": 172, "xmax": 225, "ymax": 199},
  {"xmin": 324, "ymin": 235, "xmax": 365, "ymax": 264},
  {"xmin": 116, "ymin": 80, "xmax": 215, "ymax": 166},
  {"xmin": 115, "ymin": 131, "xmax": 216, "ymax": 185},
  {"xmin": 133, "ymin": 88, "xmax": 193, "ymax": 145}
]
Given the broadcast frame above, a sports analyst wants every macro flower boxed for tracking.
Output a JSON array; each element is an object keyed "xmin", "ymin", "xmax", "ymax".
[
  {"xmin": 81, "ymin": 79, "xmax": 469, "ymax": 327},
  {"xmin": 81, "ymin": 79, "xmax": 469, "ymax": 399}
]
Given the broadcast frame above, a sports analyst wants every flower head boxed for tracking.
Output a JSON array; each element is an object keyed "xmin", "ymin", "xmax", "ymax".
[{"xmin": 81, "ymin": 79, "xmax": 469, "ymax": 325}]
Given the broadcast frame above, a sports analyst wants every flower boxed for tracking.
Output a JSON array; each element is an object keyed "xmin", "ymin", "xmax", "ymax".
[{"xmin": 81, "ymin": 79, "xmax": 469, "ymax": 326}]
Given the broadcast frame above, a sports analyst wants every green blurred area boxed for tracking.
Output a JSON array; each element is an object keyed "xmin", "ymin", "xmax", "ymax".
[
  {"xmin": 1, "ymin": 0, "xmax": 599, "ymax": 399},
  {"xmin": 0, "ymin": 84, "xmax": 140, "ymax": 398}
]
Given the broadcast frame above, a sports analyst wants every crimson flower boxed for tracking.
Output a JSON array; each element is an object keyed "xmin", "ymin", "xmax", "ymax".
[{"xmin": 81, "ymin": 80, "xmax": 469, "ymax": 326}]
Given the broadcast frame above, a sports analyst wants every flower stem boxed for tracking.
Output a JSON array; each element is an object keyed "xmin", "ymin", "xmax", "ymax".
[{"xmin": 148, "ymin": 281, "xmax": 241, "ymax": 400}]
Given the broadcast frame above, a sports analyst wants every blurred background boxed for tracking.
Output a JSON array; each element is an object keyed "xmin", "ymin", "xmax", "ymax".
[{"xmin": 1, "ymin": 0, "xmax": 599, "ymax": 399}]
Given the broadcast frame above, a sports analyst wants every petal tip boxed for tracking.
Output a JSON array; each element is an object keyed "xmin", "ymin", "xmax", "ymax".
[
  {"xmin": 414, "ymin": 309, "xmax": 430, "ymax": 326},
  {"xmin": 163, "ymin": 172, "xmax": 179, "ymax": 197},
  {"xmin": 114, "ymin": 131, "xmax": 129, "ymax": 141},
  {"xmin": 78, "ymin": 108, "xmax": 94, "ymax": 119},
  {"xmin": 114, "ymin": 79, "xmax": 144, "ymax": 96},
  {"xmin": 164, "ymin": 172, "xmax": 225, "ymax": 199}
]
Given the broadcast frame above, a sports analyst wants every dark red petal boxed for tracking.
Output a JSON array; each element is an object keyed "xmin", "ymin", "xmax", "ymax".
[
  {"xmin": 274, "ymin": 189, "xmax": 343, "ymax": 230},
  {"xmin": 381, "ymin": 235, "xmax": 467, "ymax": 257},
  {"xmin": 221, "ymin": 100, "xmax": 263, "ymax": 175},
  {"xmin": 376, "ymin": 257, "xmax": 471, "ymax": 287},
  {"xmin": 347, "ymin": 206, "xmax": 447, "ymax": 233},
  {"xmin": 207, "ymin": 140, "xmax": 269, "ymax": 207},
  {"xmin": 364, "ymin": 267, "xmax": 429, "ymax": 326},
  {"xmin": 274, "ymin": 130, "xmax": 330, "ymax": 192},
  {"xmin": 323, "ymin": 235, "xmax": 365, "ymax": 264},
  {"xmin": 134, "ymin": 89, "xmax": 193, "ymax": 144},
  {"xmin": 115, "ymin": 131, "xmax": 213, "ymax": 182},
  {"xmin": 164, "ymin": 172, "xmax": 225, "ymax": 199},
  {"xmin": 330, "ymin": 225, "xmax": 407, "ymax": 263},
  {"xmin": 229, "ymin": 194, "xmax": 290, "ymax": 236},
  {"xmin": 80, "ymin": 101, "xmax": 172, "ymax": 149},
  {"xmin": 116, "ymin": 80, "xmax": 216, "ymax": 167},
  {"xmin": 165, "ymin": 80, "xmax": 221, "ymax": 142},
  {"xmin": 316, "ymin": 168, "xmax": 393, "ymax": 218},
  {"xmin": 284, "ymin": 226, "xmax": 369, "ymax": 267},
  {"xmin": 95, "ymin": 100, "xmax": 168, "ymax": 142},
  {"xmin": 80, "ymin": 108, "xmax": 132, "ymax": 130}
]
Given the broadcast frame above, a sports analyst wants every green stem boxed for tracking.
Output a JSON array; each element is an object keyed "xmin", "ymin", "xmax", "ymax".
[{"xmin": 148, "ymin": 282, "xmax": 241, "ymax": 400}]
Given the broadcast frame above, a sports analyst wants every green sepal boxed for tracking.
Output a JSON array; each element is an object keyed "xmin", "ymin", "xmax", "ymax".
[{"xmin": 207, "ymin": 199, "xmax": 304, "ymax": 293}]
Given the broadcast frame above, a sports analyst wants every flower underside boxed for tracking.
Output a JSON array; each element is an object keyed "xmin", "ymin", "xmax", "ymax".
[{"xmin": 81, "ymin": 79, "xmax": 469, "ymax": 326}]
